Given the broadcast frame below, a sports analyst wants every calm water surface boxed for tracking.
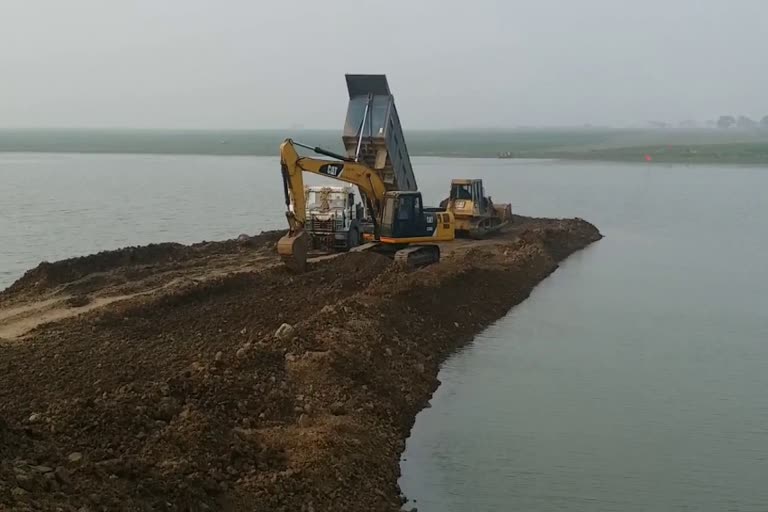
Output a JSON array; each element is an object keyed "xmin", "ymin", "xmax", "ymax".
[
  {"xmin": 400, "ymin": 160, "xmax": 768, "ymax": 511},
  {"xmin": 2, "ymin": 153, "xmax": 767, "ymax": 510}
]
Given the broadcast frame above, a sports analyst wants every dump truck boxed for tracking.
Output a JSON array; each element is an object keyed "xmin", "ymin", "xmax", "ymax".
[{"xmin": 275, "ymin": 74, "xmax": 512, "ymax": 269}]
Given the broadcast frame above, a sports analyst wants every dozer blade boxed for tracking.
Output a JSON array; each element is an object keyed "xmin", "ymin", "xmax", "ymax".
[
  {"xmin": 277, "ymin": 230, "xmax": 310, "ymax": 273},
  {"xmin": 464, "ymin": 217, "xmax": 510, "ymax": 239},
  {"xmin": 494, "ymin": 203, "xmax": 513, "ymax": 223}
]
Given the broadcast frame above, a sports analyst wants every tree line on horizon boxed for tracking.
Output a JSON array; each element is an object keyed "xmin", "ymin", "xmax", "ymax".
[
  {"xmin": 715, "ymin": 115, "xmax": 768, "ymax": 129},
  {"xmin": 647, "ymin": 116, "xmax": 768, "ymax": 129}
]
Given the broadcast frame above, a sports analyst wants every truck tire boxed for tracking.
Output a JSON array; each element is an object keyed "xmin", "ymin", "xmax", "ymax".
[{"xmin": 346, "ymin": 228, "xmax": 360, "ymax": 251}]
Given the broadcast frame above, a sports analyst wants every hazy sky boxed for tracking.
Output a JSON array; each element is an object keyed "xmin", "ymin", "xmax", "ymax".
[{"xmin": 2, "ymin": 0, "xmax": 766, "ymax": 129}]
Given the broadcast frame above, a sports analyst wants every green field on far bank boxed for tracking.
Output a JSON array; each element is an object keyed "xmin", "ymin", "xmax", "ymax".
[
  {"xmin": 2, "ymin": 128, "xmax": 768, "ymax": 165},
  {"xmin": 519, "ymin": 142, "xmax": 768, "ymax": 165}
]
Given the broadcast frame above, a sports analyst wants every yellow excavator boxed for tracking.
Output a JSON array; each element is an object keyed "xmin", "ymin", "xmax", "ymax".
[{"xmin": 277, "ymin": 139, "xmax": 454, "ymax": 272}]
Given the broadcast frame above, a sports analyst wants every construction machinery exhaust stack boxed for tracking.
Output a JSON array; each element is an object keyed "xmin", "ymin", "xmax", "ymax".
[{"xmin": 342, "ymin": 74, "xmax": 418, "ymax": 192}]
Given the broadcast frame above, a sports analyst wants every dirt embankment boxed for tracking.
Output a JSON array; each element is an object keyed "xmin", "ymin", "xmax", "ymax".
[
  {"xmin": 0, "ymin": 217, "xmax": 601, "ymax": 511},
  {"xmin": 1, "ymin": 231, "xmax": 285, "ymax": 303}
]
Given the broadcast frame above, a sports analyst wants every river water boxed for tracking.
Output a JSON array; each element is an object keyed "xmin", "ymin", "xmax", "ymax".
[{"xmin": 2, "ymin": 153, "xmax": 767, "ymax": 510}]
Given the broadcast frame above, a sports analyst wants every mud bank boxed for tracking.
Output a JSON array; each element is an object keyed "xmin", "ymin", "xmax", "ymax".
[{"xmin": 0, "ymin": 217, "xmax": 601, "ymax": 511}]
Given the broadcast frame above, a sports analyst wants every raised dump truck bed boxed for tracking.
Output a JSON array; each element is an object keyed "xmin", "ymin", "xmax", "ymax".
[{"xmin": 342, "ymin": 74, "xmax": 418, "ymax": 192}]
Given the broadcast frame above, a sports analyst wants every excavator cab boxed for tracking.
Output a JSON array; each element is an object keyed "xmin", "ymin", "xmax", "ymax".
[
  {"xmin": 380, "ymin": 192, "xmax": 427, "ymax": 239},
  {"xmin": 379, "ymin": 191, "xmax": 454, "ymax": 242}
]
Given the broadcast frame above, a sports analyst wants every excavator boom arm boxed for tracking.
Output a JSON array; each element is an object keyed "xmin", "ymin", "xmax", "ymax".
[
  {"xmin": 280, "ymin": 138, "xmax": 388, "ymax": 230},
  {"xmin": 277, "ymin": 138, "xmax": 388, "ymax": 272}
]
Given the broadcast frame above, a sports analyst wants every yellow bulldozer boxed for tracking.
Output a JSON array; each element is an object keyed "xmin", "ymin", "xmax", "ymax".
[{"xmin": 440, "ymin": 179, "xmax": 512, "ymax": 239}]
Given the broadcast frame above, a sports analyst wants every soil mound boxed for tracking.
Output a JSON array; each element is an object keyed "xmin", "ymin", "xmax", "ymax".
[
  {"xmin": 0, "ymin": 218, "xmax": 601, "ymax": 511},
  {"xmin": 2, "ymin": 231, "xmax": 284, "ymax": 299}
]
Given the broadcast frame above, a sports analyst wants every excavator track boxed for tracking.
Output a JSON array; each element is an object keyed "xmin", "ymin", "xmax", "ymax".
[
  {"xmin": 393, "ymin": 245, "xmax": 440, "ymax": 269},
  {"xmin": 352, "ymin": 242, "xmax": 440, "ymax": 269}
]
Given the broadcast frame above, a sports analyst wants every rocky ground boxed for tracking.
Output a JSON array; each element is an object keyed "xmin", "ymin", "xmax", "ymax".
[{"xmin": 0, "ymin": 216, "xmax": 601, "ymax": 511}]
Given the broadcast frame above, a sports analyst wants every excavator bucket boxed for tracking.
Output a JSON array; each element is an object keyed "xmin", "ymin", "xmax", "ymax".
[{"xmin": 277, "ymin": 230, "xmax": 310, "ymax": 273}]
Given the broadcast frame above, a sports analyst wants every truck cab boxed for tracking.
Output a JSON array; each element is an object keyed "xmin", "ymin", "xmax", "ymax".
[{"xmin": 304, "ymin": 185, "xmax": 366, "ymax": 251}]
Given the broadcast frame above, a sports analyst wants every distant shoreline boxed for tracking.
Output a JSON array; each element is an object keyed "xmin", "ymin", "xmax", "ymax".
[{"xmin": 2, "ymin": 128, "xmax": 767, "ymax": 165}]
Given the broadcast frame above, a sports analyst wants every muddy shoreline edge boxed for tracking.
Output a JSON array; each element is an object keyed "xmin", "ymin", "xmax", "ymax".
[{"xmin": 0, "ymin": 217, "xmax": 601, "ymax": 511}]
